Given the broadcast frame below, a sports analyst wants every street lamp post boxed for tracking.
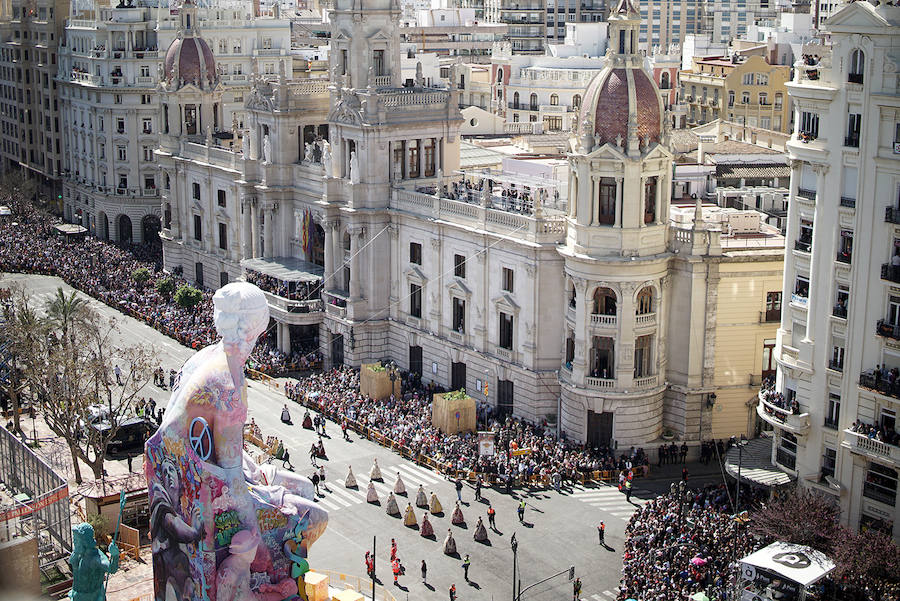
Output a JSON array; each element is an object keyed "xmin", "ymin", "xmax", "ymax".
[
  {"xmin": 510, "ymin": 532, "xmax": 518, "ymax": 601},
  {"xmin": 735, "ymin": 434, "xmax": 747, "ymax": 514}
]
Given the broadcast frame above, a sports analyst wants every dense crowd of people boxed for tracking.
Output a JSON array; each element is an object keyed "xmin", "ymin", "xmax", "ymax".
[
  {"xmin": 284, "ymin": 365, "xmax": 649, "ymax": 484},
  {"xmin": 0, "ymin": 197, "xmax": 304, "ymax": 375},
  {"xmin": 619, "ymin": 484, "xmax": 760, "ymax": 601}
]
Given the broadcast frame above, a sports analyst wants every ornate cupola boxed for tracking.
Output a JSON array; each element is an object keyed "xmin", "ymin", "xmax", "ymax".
[
  {"xmin": 576, "ymin": 0, "xmax": 666, "ymax": 156},
  {"xmin": 163, "ymin": 0, "xmax": 217, "ymax": 90}
]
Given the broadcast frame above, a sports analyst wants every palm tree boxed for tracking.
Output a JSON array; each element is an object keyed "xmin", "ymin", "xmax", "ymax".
[{"xmin": 45, "ymin": 287, "xmax": 89, "ymax": 343}]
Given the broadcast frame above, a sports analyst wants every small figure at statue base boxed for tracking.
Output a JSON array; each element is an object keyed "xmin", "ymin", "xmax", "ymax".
[{"xmin": 68, "ymin": 522, "xmax": 120, "ymax": 601}]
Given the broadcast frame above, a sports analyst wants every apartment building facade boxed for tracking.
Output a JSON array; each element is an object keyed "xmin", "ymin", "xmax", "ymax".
[
  {"xmin": 0, "ymin": 0, "xmax": 68, "ymax": 203},
  {"xmin": 771, "ymin": 0, "xmax": 900, "ymax": 537}
]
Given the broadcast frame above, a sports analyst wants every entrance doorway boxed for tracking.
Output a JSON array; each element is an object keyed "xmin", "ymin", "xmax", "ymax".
[
  {"xmin": 587, "ymin": 410, "xmax": 613, "ymax": 449},
  {"xmin": 409, "ymin": 345, "xmax": 423, "ymax": 376},
  {"xmin": 497, "ymin": 379, "xmax": 513, "ymax": 418},
  {"xmin": 451, "ymin": 362, "xmax": 466, "ymax": 391},
  {"xmin": 331, "ymin": 333, "xmax": 344, "ymax": 367}
]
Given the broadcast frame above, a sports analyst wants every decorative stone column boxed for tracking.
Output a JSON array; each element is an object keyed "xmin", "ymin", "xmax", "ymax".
[
  {"xmin": 241, "ymin": 198, "xmax": 252, "ymax": 259},
  {"xmin": 263, "ymin": 207, "xmax": 274, "ymax": 257},
  {"xmin": 803, "ymin": 165, "xmax": 828, "ymax": 343},
  {"xmin": 250, "ymin": 199, "xmax": 259, "ymax": 258},
  {"xmin": 324, "ymin": 219, "xmax": 335, "ymax": 282},
  {"xmin": 349, "ymin": 228, "xmax": 361, "ymax": 299}
]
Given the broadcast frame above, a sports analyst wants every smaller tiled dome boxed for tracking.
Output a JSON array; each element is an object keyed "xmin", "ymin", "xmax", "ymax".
[
  {"xmin": 163, "ymin": 0, "xmax": 216, "ymax": 90},
  {"xmin": 578, "ymin": 67, "xmax": 661, "ymax": 147}
]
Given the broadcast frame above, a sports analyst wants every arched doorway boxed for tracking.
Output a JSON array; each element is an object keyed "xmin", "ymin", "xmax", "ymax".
[
  {"xmin": 98, "ymin": 211, "xmax": 109, "ymax": 240},
  {"xmin": 141, "ymin": 214, "xmax": 161, "ymax": 244},
  {"xmin": 118, "ymin": 214, "xmax": 133, "ymax": 244}
]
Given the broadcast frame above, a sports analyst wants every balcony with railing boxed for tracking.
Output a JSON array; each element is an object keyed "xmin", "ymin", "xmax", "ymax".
[
  {"xmin": 844, "ymin": 134, "xmax": 860, "ymax": 148},
  {"xmin": 859, "ymin": 369, "xmax": 900, "ymax": 402},
  {"xmin": 760, "ymin": 308, "xmax": 781, "ymax": 323},
  {"xmin": 589, "ymin": 313, "xmax": 617, "ymax": 328},
  {"xmin": 843, "ymin": 429, "xmax": 900, "ymax": 471},
  {"xmin": 840, "ymin": 197, "xmax": 856, "ymax": 209},
  {"xmin": 877, "ymin": 319, "xmax": 900, "ymax": 340},
  {"xmin": 881, "ymin": 263, "xmax": 900, "ymax": 284},
  {"xmin": 635, "ymin": 312, "xmax": 656, "ymax": 327},
  {"xmin": 796, "ymin": 188, "xmax": 816, "ymax": 201},
  {"xmin": 757, "ymin": 389, "xmax": 810, "ymax": 434},
  {"xmin": 585, "ymin": 376, "xmax": 616, "ymax": 390},
  {"xmin": 794, "ymin": 239, "xmax": 811, "ymax": 253},
  {"xmin": 828, "ymin": 359, "xmax": 843, "ymax": 372},
  {"xmin": 790, "ymin": 293, "xmax": 808, "ymax": 308},
  {"xmin": 886, "ymin": 207, "xmax": 900, "ymax": 224}
]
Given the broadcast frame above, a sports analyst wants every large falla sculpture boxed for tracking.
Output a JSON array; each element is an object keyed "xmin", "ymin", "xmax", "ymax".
[{"xmin": 145, "ymin": 282, "xmax": 327, "ymax": 601}]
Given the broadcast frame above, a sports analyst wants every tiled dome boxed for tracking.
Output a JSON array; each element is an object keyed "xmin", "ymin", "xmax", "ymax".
[
  {"xmin": 164, "ymin": 35, "xmax": 216, "ymax": 90},
  {"xmin": 579, "ymin": 67, "xmax": 662, "ymax": 147}
]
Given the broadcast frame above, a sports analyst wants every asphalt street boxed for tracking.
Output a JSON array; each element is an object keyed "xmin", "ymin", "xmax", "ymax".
[{"xmin": 3, "ymin": 273, "xmax": 725, "ymax": 601}]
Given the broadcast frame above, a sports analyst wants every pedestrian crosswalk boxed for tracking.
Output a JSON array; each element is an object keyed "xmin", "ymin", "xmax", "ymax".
[
  {"xmin": 588, "ymin": 589, "xmax": 618, "ymax": 601},
  {"xmin": 569, "ymin": 483, "xmax": 648, "ymax": 519},
  {"xmin": 314, "ymin": 462, "xmax": 445, "ymax": 512}
]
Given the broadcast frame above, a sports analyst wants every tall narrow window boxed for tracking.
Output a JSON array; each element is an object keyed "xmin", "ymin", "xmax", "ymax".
[
  {"xmin": 193, "ymin": 214, "xmax": 202, "ymax": 241},
  {"xmin": 218, "ymin": 222, "xmax": 227, "ymax": 250},
  {"xmin": 848, "ymin": 49, "xmax": 864, "ymax": 84},
  {"xmin": 499, "ymin": 312, "xmax": 513, "ymax": 350},
  {"xmin": 644, "ymin": 177, "xmax": 657, "ymax": 223},
  {"xmin": 454, "ymin": 254, "xmax": 466, "ymax": 278},
  {"xmin": 597, "ymin": 177, "xmax": 616, "ymax": 225},
  {"xmin": 453, "ymin": 298, "xmax": 466, "ymax": 333},
  {"xmin": 410, "ymin": 283, "xmax": 422, "ymax": 318}
]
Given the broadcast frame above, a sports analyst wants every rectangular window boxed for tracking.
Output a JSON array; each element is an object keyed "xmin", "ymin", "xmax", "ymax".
[
  {"xmin": 218, "ymin": 222, "xmax": 227, "ymax": 250},
  {"xmin": 410, "ymin": 283, "xmax": 422, "ymax": 318},
  {"xmin": 217, "ymin": 189, "xmax": 226, "ymax": 208},
  {"xmin": 409, "ymin": 242, "xmax": 422, "ymax": 265},
  {"xmin": 846, "ymin": 113, "xmax": 861, "ymax": 147},
  {"xmin": 142, "ymin": 146, "xmax": 153, "ymax": 161},
  {"xmin": 597, "ymin": 177, "xmax": 616, "ymax": 224},
  {"xmin": 834, "ymin": 284, "xmax": 849, "ymax": 318},
  {"xmin": 821, "ymin": 447, "xmax": 836, "ymax": 479},
  {"xmin": 864, "ymin": 463, "xmax": 897, "ymax": 507},
  {"xmin": 794, "ymin": 275, "xmax": 809, "ymax": 298},
  {"xmin": 831, "ymin": 340, "xmax": 845, "ymax": 371},
  {"xmin": 453, "ymin": 298, "xmax": 466, "ymax": 333},
  {"xmin": 193, "ymin": 182, "xmax": 201, "ymax": 201},
  {"xmin": 116, "ymin": 145, "xmax": 126, "ymax": 161},
  {"xmin": 776, "ymin": 432, "xmax": 797, "ymax": 470},
  {"xmin": 454, "ymin": 254, "xmax": 466, "ymax": 278},
  {"xmin": 193, "ymin": 214, "xmax": 202, "ymax": 241},
  {"xmin": 800, "ymin": 111, "xmax": 819, "ymax": 139},
  {"xmin": 499, "ymin": 311, "xmax": 513, "ymax": 350},
  {"xmin": 764, "ymin": 291, "xmax": 782, "ymax": 321},
  {"xmin": 142, "ymin": 118, "xmax": 152, "ymax": 133},
  {"xmin": 825, "ymin": 394, "xmax": 840, "ymax": 429},
  {"xmin": 502, "ymin": 267, "xmax": 514, "ymax": 293}
]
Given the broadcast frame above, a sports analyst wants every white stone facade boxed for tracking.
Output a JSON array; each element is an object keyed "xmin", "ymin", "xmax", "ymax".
[{"xmin": 160, "ymin": 0, "xmax": 792, "ymax": 452}]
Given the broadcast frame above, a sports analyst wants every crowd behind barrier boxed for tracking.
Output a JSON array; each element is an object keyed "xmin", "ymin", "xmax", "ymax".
[
  {"xmin": 0, "ymin": 198, "xmax": 316, "ymax": 376},
  {"xmin": 284, "ymin": 366, "xmax": 650, "ymax": 487}
]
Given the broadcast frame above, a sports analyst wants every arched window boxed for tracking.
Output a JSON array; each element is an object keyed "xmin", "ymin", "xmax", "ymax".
[
  {"xmin": 573, "ymin": 94, "xmax": 581, "ymax": 110},
  {"xmin": 592, "ymin": 288, "xmax": 617, "ymax": 316},
  {"xmin": 513, "ymin": 91, "xmax": 520, "ymax": 109},
  {"xmin": 849, "ymin": 49, "xmax": 864, "ymax": 84},
  {"xmin": 660, "ymin": 71, "xmax": 670, "ymax": 89},
  {"xmin": 644, "ymin": 177, "xmax": 657, "ymax": 223},
  {"xmin": 529, "ymin": 93, "xmax": 538, "ymax": 111},
  {"xmin": 636, "ymin": 287, "xmax": 653, "ymax": 315},
  {"xmin": 497, "ymin": 67, "xmax": 504, "ymax": 83},
  {"xmin": 550, "ymin": 93, "xmax": 559, "ymax": 106}
]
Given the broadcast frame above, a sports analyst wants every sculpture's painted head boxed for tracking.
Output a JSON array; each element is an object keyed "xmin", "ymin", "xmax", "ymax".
[{"xmin": 213, "ymin": 282, "xmax": 269, "ymax": 363}]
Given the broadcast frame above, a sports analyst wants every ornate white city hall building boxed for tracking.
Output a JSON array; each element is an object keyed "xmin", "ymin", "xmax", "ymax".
[{"xmin": 161, "ymin": 0, "xmax": 771, "ymax": 449}]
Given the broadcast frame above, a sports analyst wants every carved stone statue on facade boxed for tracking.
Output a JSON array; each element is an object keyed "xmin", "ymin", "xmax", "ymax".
[
  {"xmin": 349, "ymin": 150, "xmax": 360, "ymax": 184},
  {"xmin": 241, "ymin": 130, "xmax": 250, "ymax": 157},
  {"xmin": 263, "ymin": 134, "xmax": 272, "ymax": 164},
  {"xmin": 415, "ymin": 62, "xmax": 425, "ymax": 87},
  {"xmin": 304, "ymin": 142, "xmax": 314, "ymax": 163},
  {"xmin": 322, "ymin": 141, "xmax": 333, "ymax": 176}
]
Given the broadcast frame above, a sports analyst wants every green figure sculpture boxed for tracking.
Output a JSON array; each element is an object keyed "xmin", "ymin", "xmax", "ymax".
[{"xmin": 68, "ymin": 522, "xmax": 120, "ymax": 601}]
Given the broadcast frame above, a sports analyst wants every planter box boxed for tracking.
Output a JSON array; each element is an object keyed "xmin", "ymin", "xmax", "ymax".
[
  {"xmin": 432, "ymin": 391, "xmax": 476, "ymax": 435},
  {"xmin": 359, "ymin": 363, "xmax": 399, "ymax": 401}
]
